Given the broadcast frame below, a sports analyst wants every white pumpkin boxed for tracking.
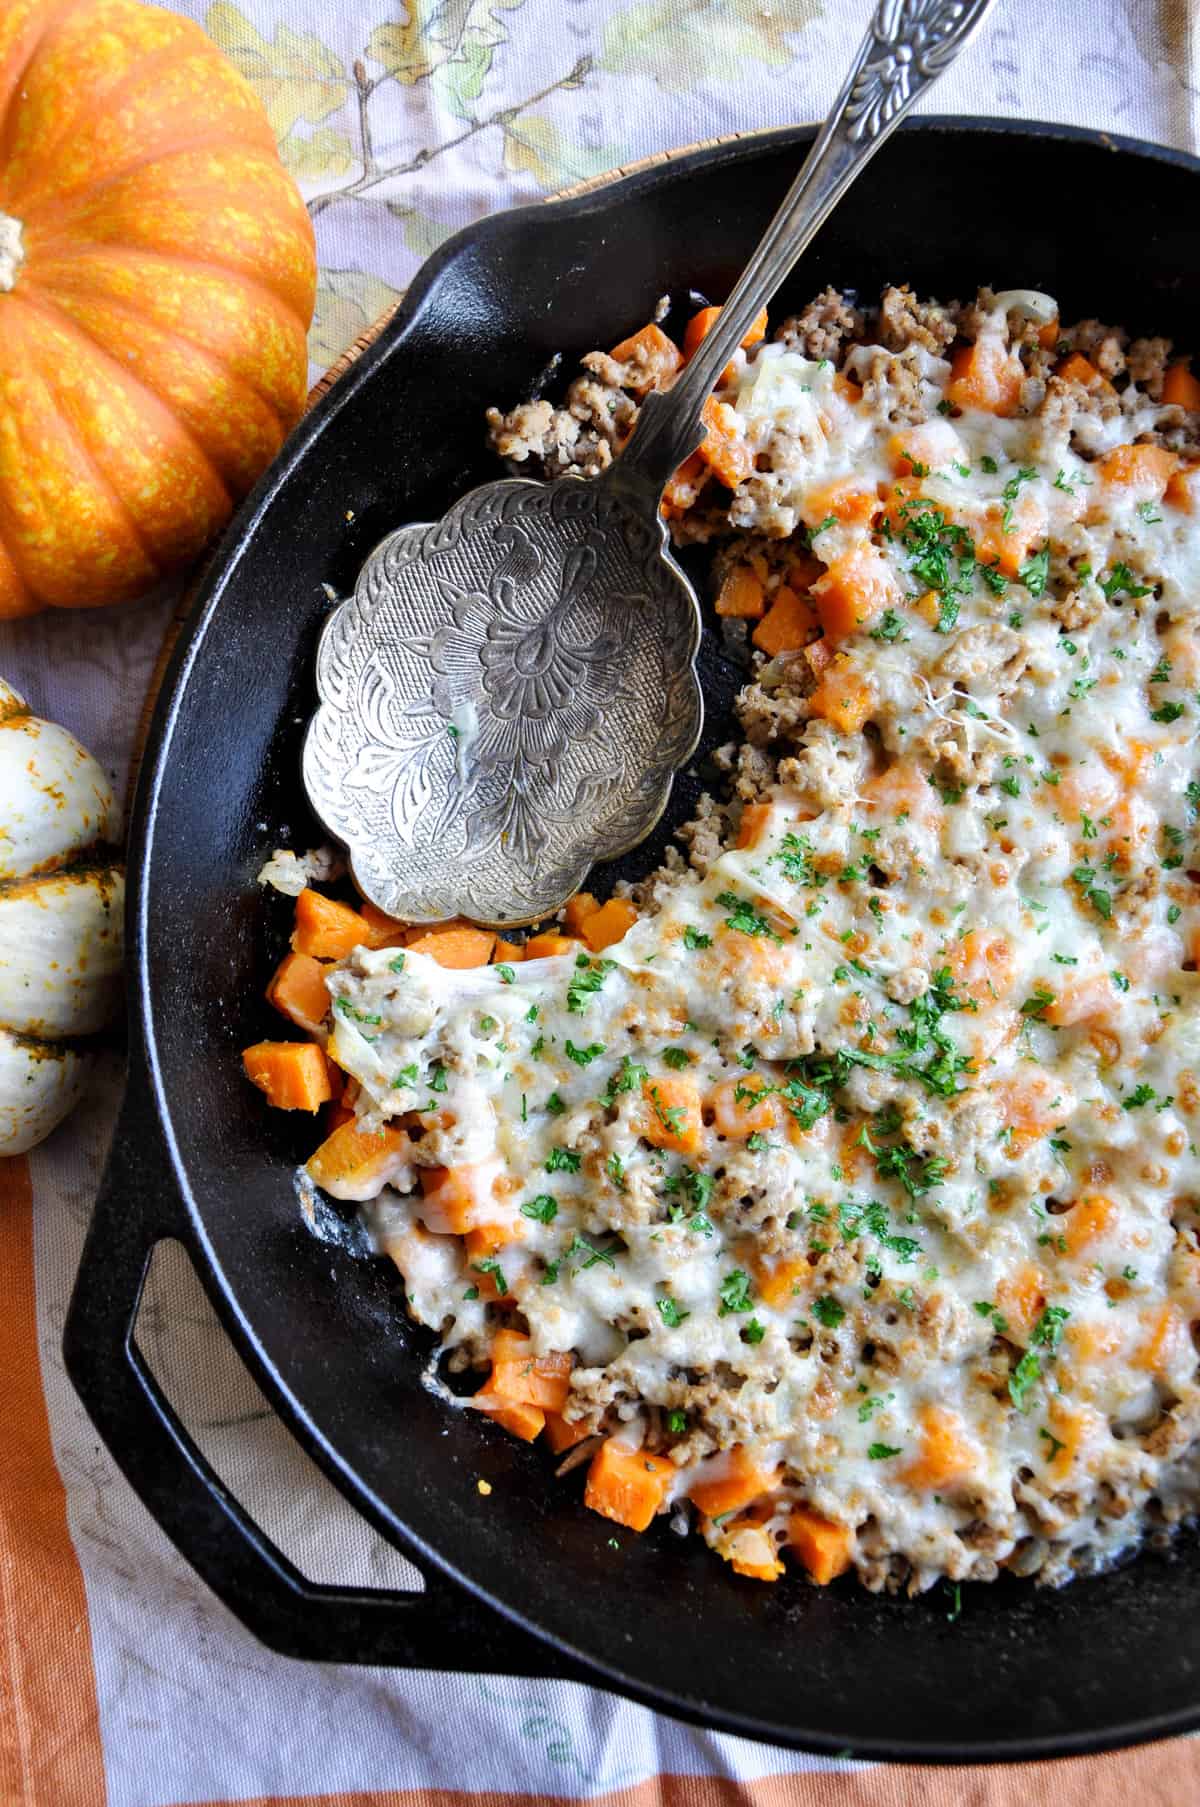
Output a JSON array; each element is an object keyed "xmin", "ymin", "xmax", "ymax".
[{"xmin": 0, "ymin": 679, "xmax": 124, "ymax": 1154}]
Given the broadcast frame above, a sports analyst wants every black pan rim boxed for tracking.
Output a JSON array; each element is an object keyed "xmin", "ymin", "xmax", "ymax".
[{"xmin": 127, "ymin": 115, "xmax": 1200, "ymax": 1762}]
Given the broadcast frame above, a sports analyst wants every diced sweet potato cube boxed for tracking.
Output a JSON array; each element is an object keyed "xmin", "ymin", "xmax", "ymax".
[
  {"xmin": 689, "ymin": 1445, "xmax": 780, "ymax": 1519},
  {"xmin": 715, "ymin": 565, "xmax": 766, "ymax": 619},
  {"xmin": 242, "ymin": 1040, "xmax": 332, "ymax": 1112},
  {"xmin": 698, "ymin": 396, "xmax": 753, "ymax": 489},
  {"xmin": 735, "ymin": 802, "xmax": 772, "ymax": 850},
  {"xmin": 608, "ymin": 322, "xmax": 682, "ymax": 395},
  {"xmin": 1096, "ymin": 442, "xmax": 1179, "ymax": 500},
  {"xmin": 418, "ymin": 1164, "xmax": 500, "ymax": 1235},
  {"xmin": 464, "ymin": 1221, "xmax": 522, "ymax": 1260},
  {"xmin": 1165, "ymin": 462, "xmax": 1200, "ymax": 513},
  {"xmin": 524, "ymin": 932, "xmax": 582, "ymax": 958},
  {"xmin": 1063, "ymin": 1193, "xmax": 1115, "ymax": 1257},
  {"xmin": 754, "ymin": 1255, "xmax": 809, "ymax": 1309},
  {"xmin": 1133, "ymin": 1302, "xmax": 1186, "ymax": 1373},
  {"xmin": 901, "ymin": 1404, "xmax": 979, "ymax": 1490},
  {"xmin": 974, "ymin": 492, "xmax": 1047, "ymax": 579},
  {"xmin": 405, "ymin": 924, "xmax": 496, "ymax": 968},
  {"xmin": 886, "ymin": 420, "xmax": 966, "ymax": 476},
  {"xmin": 584, "ymin": 1439, "xmax": 672, "ymax": 1531},
  {"xmin": 291, "ymin": 888, "xmax": 370, "ymax": 960},
  {"xmin": 800, "ymin": 478, "xmax": 882, "ymax": 527},
  {"xmin": 1043, "ymin": 975, "xmax": 1114, "ymax": 1027},
  {"xmin": 562, "ymin": 893, "xmax": 600, "ymax": 934},
  {"xmin": 788, "ymin": 1508, "xmax": 853, "ymax": 1584},
  {"xmin": 582, "ymin": 897, "xmax": 638, "ymax": 952},
  {"xmin": 306, "ymin": 1120, "xmax": 410, "ymax": 1190},
  {"xmin": 810, "ymin": 545, "xmax": 901, "ymax": 642},
  {"xmin": 707, "ymin": 1075, "xmax": 777, "ymax": 1139},
  {"xmin": 474, "ymin": 1398, "xmax": 545, "ymax": 1441},
  {"xmin": 492, "ymin": 938, "xmax": 525, "ymax": 964},
  {"xmin": 1055, "ymin": 351, "xmax": 1115, "ymax": 395},
  {"xmin": 995, "ymin": 1263, "xmax": 1046, "ymax": 1339},
  {"xmin": 358, "ymin": 900, "xmax": 410, "ymax": 948},
  {"xmin": 489, "ymin": 1328, "xmax": 573, "ymax": 1413},
  {"xmin": 808, "ymin": 663, "xmax": 874, "ymax": 734},
  {"xmin": 1163, "ymin": 362, "xmax": 1200, "ymax": 411},
  {"xmin": 543, "ymin": 1410, "xmax": 593, "ymax": 1453},
  {"xmin": 639, "ymin": 1074, "xmax": 703, "ymax": 1154},
  {"xmin": 751, "ymin": 584, "xmax": 817, "ymax": 655},
  {"xmin": 683, "ymin": 304, "xmax": 768, "ymax": 384},
  {"xmin": 266, "ymin": 952, "xmax": 332, "ymax": 1036},
  {"xmin": 946, "ymin": 336, "xmax": 1023, "ymax": 415}
]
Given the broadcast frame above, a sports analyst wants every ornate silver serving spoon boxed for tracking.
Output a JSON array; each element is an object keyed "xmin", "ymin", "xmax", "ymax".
[{"xmin": 304, "ymin": 0, "xmax": 998, "ymax": 927}]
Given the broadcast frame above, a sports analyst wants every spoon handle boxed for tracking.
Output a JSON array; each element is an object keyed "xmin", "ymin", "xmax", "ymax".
[{"xmin": 614, "ymin": 0, "xmax": 1000, "ymax": 499}]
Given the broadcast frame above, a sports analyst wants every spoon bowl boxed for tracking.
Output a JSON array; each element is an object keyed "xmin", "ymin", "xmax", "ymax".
[{"xmin": 303, "ymin": 469, "xmax": 702, "ymax": 926}]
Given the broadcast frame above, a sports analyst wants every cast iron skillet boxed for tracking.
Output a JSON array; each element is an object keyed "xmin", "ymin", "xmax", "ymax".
[{"xmin": 65, "ymin": 121, "xmax": 1200, "ymax": 1762}]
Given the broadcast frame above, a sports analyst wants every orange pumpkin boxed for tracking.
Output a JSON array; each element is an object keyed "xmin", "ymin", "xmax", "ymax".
[{"xmin": 0, "ymin": 0, "xmax": 316, "ymax": 617}]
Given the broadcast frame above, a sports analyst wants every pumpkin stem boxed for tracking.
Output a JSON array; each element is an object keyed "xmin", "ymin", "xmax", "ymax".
[{"xmin": 0, "ymin": 213, "xmax": 24, "ymax": 292}]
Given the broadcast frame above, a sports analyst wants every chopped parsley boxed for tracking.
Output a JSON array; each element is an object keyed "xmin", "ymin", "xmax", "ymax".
[
  {"xmin": 661, "ymin": 1047, "xmax": 692, "ymax": 1070},
  {"xmin": 335, "ymin": 998, "xmax": 382, "ymax": 1026},
  {"xmin": 655, "ymin": 1296, "xmax": 690, "ymax": 1328},
  {"xmin": 472, "ymin": 1257, "xmax": 507, "ymax": 1296},
  {"xmin": 567, "ymin": 955, "xmax": 616, "ymax": 1013},
  {"xmin": 868, "ymin": 1442, "xmax": 902, "ymax": 1460},
  {"xmin": 683, "ymin": 925, "xmax": 712, "ymax": 951},
  {"xmin": 494, "ymin": 964, "xmax": 516, "ymax": 984},
  {"xmin": 566, "ymin": 1233, "xmax": 615, "ymax": 1271},
  {"xmin": 1000, "ymin": 465, "xmax": 1036, "ymax": 533},
  {"xmin": 870, "ymin": 608, "xmax": 908, "ymax": 643},
  {"xmin": 601, "ymin": 1055, "xmax": 649, "ymax": 1106},
  {"xmin": 1009, "ymin": 1305, "xmax": 1071, "ymax": 1411},
  {"xmin": 1020, "ymin": 984, "xmax": 1056, "ymax": 1020},
  {"xmin": 718, "ymin": 1269, "xmax": 754, "ymax": 1316},
  {"xmin": 1018, "ymin": 545, "xmax": 1050, "ymax": 597},
  {"xmin": 811, "ymin": 1295, "xmax": 846, "ymax": 1328},
  {"xmin": 716, "ymin": 890, "xmax": 783, "ymax": 944},
  {"xmin": 545, "ymin": 1146, "xmax": 581, "ymax": 1172},
  {"xmin": 387, "ymin": 953, "xmax": 406, "ymax": 974},
  {"xmin": 1071, "ymin": 863, "xmax": 1113, "ymax": 919},
  {"xmin": 1100, "ymin": 562, "xmax": 1152, "ymax": 602},
  {"xmin": 564, "ymin": 1039, "xmax": 605, "ymax": 1066},
  {"xmin": 520, "ymin": 1194, "xmax": 558, "ymax": 1223}
]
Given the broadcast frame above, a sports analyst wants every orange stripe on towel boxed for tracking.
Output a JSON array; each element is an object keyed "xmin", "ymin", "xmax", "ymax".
[{"xmin": 0, "ymin": 1155, "xmax": 107, "ymax": 1806}]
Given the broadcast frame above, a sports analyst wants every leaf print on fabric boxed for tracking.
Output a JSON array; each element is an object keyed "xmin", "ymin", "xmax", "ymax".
[
  {"xmin": 600, "ymin": 0, "xmax": 821, "ymax": 91},
  {"xmin": 280, "ymin": 126, "xmax": 356, "ymax": 182},
  {"xmin": 428, "ymin": 0, "xmax": 526, "ymax": 118},
  {"xmin": 365, "ymin": 5, "xmax": 437, "ymax": 85},
  {"xmin": 387, "ymin": 203, "xmax": 457, "ymax": 258},
  {"xmin": 205, "ymin": 3, "xmax": 348, "ymax": 135},
  {"xmin": 310, "ymin": 270, "xmax": 404, "ymax": 369},
  {"xmin": 501, "ymin": 115, "xmax": 628, "ymax": 189}
]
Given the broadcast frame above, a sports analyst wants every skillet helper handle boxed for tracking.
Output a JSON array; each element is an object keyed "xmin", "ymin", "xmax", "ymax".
[
  {"xmin": 614, "ymin": 0, "xmax": 1001, "ymax": 498},
  {"xmin": 63, "ymin": 1074, "xmax": 558, "ymax": 1673}
]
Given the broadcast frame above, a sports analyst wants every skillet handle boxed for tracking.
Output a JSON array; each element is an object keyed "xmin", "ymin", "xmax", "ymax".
[{"xmin": 63, "ymin": 1074, "xmax": 562, "ymax": 1673}]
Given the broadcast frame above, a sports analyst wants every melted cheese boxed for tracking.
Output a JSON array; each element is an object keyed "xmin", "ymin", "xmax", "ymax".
[{"xmin": 319, "ymin": 304, "xmax": 1200, "ymax": 1593}]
